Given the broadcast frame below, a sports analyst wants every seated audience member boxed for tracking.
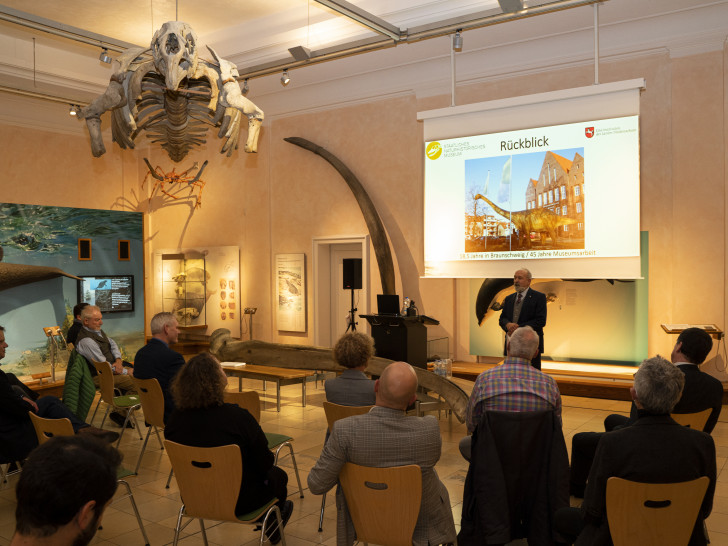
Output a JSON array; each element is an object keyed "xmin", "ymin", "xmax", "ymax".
[
  {"xmin": 133, "ymin": 312, "xmax": 185, "ymax": 423},
  {"xmin": 12, "ymin": 435, "xmax": 122, "ymax": 546},
  {"xmin": 570, "ymin": 327, "xmax": 722, "ymax": 497},
  {"xmin": 556, "ymin": 356, "xmax": 716, "ymax": 545},
  {"xmin": 325, "ymin": 332, "xmax": 376, "ymax": 406},
  {"xmin": 308, "ymin": 361, "xmax": 457, "ymax": 546},
  {"xmin": 164, "ymin": 352, "xmax": 292, "ymax": 543},
  {"xmin": 65, "ymin": 302, "xmax": 89, "ymax": 346},
  {"xmin": 0, "ymin": 326, "xmax": 118, "ymax": 463},
  {"xmin": 461, "ymin": 326, "xmax": 561, "ymax": 459},
  {"xmin": 75, "ymin": 305, "xmax": 135, "ymax": 390}
]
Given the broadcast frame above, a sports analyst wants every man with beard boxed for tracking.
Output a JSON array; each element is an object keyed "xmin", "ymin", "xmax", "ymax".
[
  {"xmin": 11, "ymin": 435, "xmax": 121, "ymax": 546},
  {"xmin": 499, "ymin": 268, "xmax": 547, "ymax": 369}
]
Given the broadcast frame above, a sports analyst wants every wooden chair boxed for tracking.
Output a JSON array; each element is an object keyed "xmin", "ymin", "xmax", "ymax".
[
  {"xmin": 132, "ymin": 377, "xmax": 166, "ymax": 474},
  {"xmin": 339, "ymin": 462, "xmax": 422, "ymax": 546},
  {"xmin": 606, "ymin": 476, "xmax": 709, "ymax": 546},
  {"xmin": 671, "ymin": 408, "xmax": 712, "ymax": 431},
  {"xmin": 28, "ymin": 412, "xmax": 74, "ymax": 444},
  {"xmin": 224, "ymin": 390, "xmax": 304, "ymax": 499},
  {"xmin": 165, "ymin": 440, "xmax": 286, "ymax": 546},
  {"xmin": 28, "ymin": 412, "xmax": 151, "ymax": 546},
  {"xmin": 318, "ymin": 401, "xmax": 373, "ymax": 532},
  {"xmin": 92, "ymin": 360, "xmax": 142, "ymax": 447}
]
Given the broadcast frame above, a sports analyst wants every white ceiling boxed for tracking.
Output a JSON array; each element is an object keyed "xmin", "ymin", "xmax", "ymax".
[{"xmin": 0, "ymin": 0, "xmax": 727, "ymax": 131}]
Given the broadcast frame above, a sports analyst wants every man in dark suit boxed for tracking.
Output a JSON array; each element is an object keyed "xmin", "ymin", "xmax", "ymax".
[
  {"xmin": 499, "ymin": 268, "xmax": 547, "ymax": 369},
  {"xmin": 570, "ymin": 327, "xmax": 723, "ymax": 498},
  {"xmin": 604, "ymin": 327, "xmax": 723, "ymax": 432},
  {"xmin": 133, "ymin": 312, "xmax": 185, "ymax": 423},
  {"xmin": 557, "ymin": 356, "xmax": 716, "ymax": 545},
  {"xmin": 0, "ymin": 326, "xmax": 117, "ymax": 462}
]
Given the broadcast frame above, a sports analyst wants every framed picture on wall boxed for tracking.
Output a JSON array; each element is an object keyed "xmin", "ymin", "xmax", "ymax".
[{"xmin": 276, "ymin": 253, "xmax": 306, "ymax": 332}]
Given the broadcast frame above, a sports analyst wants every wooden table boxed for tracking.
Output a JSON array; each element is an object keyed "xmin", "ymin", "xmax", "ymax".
[{"xmin": 221, "ymin": 363, "xmax": 315, "ymax": 412}]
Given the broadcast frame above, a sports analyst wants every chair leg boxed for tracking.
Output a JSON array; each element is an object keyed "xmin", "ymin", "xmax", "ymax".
[
  {"xmin": 165, "ymin": 468, "xmax": 174, "ymax": 488},
  {"xmin": 318, "ymin": 491, "xmax": 326, "ymax": 532},
  {"xmin": 173, "ymin": 505, "xmax": 185, "ymax": 546},
  {"xmin": 259, "ymin": 505, "xmax": 285, "ymax": 546},
  {"xmin": 134, "ymin": 426, "xmax": 153, "ymax": 475},
  {"xmin": 90, "ymin": 396, "xmax": 102, "ymax": 424},
  {"xmin": 117, "ymin": 480, "xmax": 150, "ymax": 546},
  {"xmin": 154, "ymin": 425, "xmax": 164, "ymax": 449},
  {"xmin": 100, "ymin": 406, "xmax": 111, "ymax": 429},
  {"xmin": 129, "ymin": 409, "xmax": 143, "ymax": 440},
  {"xmin": 0, "ymin": 461, "xmax": 21, "ymax": 485},
  {"xmin": 274, "ymin": 441, "xmax": 303, "ymax": 498},
  {"xmin": 199, "ymin": 518, "xmax": 208, "ymax": 545}
]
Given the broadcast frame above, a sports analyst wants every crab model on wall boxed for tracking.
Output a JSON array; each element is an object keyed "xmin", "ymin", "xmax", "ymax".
[{"xmin": 80, "ymin": 21, "xmax": 263, "ymax": 162}]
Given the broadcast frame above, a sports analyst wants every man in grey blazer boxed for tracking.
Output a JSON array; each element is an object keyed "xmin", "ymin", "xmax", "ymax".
[{"xmin": 308, "ymin": 361, "xmax": 456, "ymax": 546}]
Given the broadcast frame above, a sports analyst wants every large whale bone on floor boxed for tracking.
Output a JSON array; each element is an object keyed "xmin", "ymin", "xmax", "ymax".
[{"xmin": 209, "ymin": 328, "xmax": 469, "ymax": 423}]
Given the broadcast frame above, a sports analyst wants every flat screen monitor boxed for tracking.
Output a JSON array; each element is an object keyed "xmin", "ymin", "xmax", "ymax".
[
  {"xmin": 377, "ymin": 294, "xmax": 400, "ymax": 316},
  {"xmin": 77, "ymin": 275, "xmax": 134, "ymax": 313}
]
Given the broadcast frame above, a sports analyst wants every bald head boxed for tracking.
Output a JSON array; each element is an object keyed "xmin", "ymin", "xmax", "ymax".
[{"xmin": 375, "ymin": 361, "xmax": 418, "ymax": 410}]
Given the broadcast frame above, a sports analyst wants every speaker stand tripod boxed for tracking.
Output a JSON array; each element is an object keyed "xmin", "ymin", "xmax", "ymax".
[{"xmin": 345, "ymin": 288, "xmax": 357, "ymax": 332}]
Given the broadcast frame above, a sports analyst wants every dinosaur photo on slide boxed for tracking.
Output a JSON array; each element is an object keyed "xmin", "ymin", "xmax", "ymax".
[{"xmin": 473, "ymin": 193, "xmax": 577, "ymax": 249}]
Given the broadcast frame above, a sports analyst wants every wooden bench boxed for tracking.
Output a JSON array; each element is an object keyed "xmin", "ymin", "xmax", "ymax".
[{"xmin": 221, "ymin": 363, "xmax": 315, "ymax": 412}]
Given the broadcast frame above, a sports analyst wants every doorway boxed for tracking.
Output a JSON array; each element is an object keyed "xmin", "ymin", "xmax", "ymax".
[{"xmin": 313, "ymin": 236, "xmax": 370, "ymax": 348}]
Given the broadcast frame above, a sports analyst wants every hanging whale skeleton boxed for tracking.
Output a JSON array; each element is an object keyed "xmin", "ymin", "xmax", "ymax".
[{"xmin": 79, "ymin": 21, "xmax": 263, "ymax": 163}]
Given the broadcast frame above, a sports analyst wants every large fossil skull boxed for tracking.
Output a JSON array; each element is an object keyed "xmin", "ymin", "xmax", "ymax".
[{"xmin": 151, "ymin": 21, "xmax": 199, "ymax": 90}]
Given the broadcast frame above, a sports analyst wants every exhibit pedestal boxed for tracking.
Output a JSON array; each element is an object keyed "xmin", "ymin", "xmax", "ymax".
[{"xmin": 361, "ymin": 314, "xmax": 439, "ymax": 369}]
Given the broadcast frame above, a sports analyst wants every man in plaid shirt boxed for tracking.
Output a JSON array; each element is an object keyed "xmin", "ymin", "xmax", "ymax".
[{"xmin": 465, "ymin": 326, "xmax": 562, "ymax": 434}]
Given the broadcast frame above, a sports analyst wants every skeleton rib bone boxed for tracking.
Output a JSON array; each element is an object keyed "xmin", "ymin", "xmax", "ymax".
[{"xmin": 79, "ymin": 21, "xmax": 264, "ymax": 162}]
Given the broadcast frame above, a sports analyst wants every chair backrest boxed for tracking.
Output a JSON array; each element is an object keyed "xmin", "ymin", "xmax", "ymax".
[
  {"xmin": 164, "ymin": 440, "xmax": 242, "ymax": 522},
  {"xmin": 606, "ymin": 476, "xmax": 709, "ymax": 546},
  {"xmin": 92, "ymin": 360, "xmax": 117, "ymax": 403},
  {"xmin": 28, "ymin": 412, "xmax": 74, "ymax": 445},
  {"xmin": 671, "ymin": 408, "xmax": 712, "ymax": 431},
  {"xmin": 322, "ymin": 401, "xmax": 373, "ymax": 431},
  {"xmin": 133, "ymin": 377, "xmax": 165, "ymax": 428},
  {"xmin": 339, "ymin": 462, "xmax": 422, "ymax": 546},
  {"xmin": 223, "ymin": 390, "xmax": 261, "ymax": 422}
]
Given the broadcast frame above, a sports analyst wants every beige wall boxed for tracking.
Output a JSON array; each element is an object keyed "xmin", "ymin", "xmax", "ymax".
[{"xmin": 1, "ymin": 45, "xmax": 726, "ymax": 362}]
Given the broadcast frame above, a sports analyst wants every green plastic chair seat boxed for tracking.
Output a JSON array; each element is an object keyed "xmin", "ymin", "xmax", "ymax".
[
  {"xmin": 236, "ymin": 497, "xmax": 279, "ymax": 523},
  {"xmin": 113, "ymin": 394, "xmax": 141, "ymax": 408},
  {"xmin": 266, "ymin": 432, "xmax": 292, "ymax": 450}
]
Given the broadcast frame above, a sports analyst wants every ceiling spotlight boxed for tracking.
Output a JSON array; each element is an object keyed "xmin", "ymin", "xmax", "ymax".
[
  {"xmin": 281, "ymin": 70, "xmax": 290, "ymax": 87},
  {"xmin": 242, "ymin": 78, "xmax": 249, "ymax": 96},
  {"xmin": 452, "ymin": 30, "xmax": 463, "ymax": 52},
  {"xmin": 69, "ymin": 104, "xmax": 81, "ymax": 116},
  {"xmin": 99, "ymin": 47, "xmax": 112, "ymax": 64}
]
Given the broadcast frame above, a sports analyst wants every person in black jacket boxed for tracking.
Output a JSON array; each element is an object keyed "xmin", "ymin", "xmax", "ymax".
[
  {"xmin": 133, "ymin": 312, "xmax": 185, "ymax": 423},
  {"xmin": 570, "ymin": 327, "xmax": 722, "ymax": 497},
  {"xmin": 557, "ymin": 356, "xmax": 716, "ymax": 545},
  {"xmin": 0, "ymin": 326, "xmax": 117, "ymax": 462},
  {"xmin": 499, "ymin": 268, "xmax": 547, "ymax": 369},
  {"xmin": 65, "ymin": 302, "xmax": 89, "ymax": 347},
  {"xmin": 165, "ymin": 352, "xmax": 292, "ymax": 543}
]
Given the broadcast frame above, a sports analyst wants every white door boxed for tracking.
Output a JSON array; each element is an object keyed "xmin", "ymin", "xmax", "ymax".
[{"xmin": 330, "ymin": 245, "xmax": 362, "ymax": 344}]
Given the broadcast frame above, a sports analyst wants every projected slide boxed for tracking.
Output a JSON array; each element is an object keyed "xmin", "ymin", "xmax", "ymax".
[{"xmin": 424, "ymin": 115, "xmax": 639, "ymax": 278}]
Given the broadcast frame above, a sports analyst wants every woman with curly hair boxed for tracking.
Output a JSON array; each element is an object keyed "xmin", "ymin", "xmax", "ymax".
[
  {"xmin": 325, "ymin": 332, "xmax": 376, "ymax": 406},
  {"xmin": 164, "ymin": 352, "xmax": 292, "ymax": 542}
]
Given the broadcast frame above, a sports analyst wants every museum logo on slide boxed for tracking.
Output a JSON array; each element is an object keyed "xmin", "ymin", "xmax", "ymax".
[{"xmin": 426, "ymin": 142, "xmax": 443, "ymax": 160}]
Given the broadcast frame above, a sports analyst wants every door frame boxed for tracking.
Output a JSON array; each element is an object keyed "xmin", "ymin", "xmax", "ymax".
[{"xmin": 313, "ymin": 235, "xmax": 370, "ymax": 348}]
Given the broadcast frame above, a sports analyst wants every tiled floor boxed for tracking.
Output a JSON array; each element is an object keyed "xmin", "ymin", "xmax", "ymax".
[{"xmin": 1, "ymin": 377, "xmax": 728, "ymax": 545}]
